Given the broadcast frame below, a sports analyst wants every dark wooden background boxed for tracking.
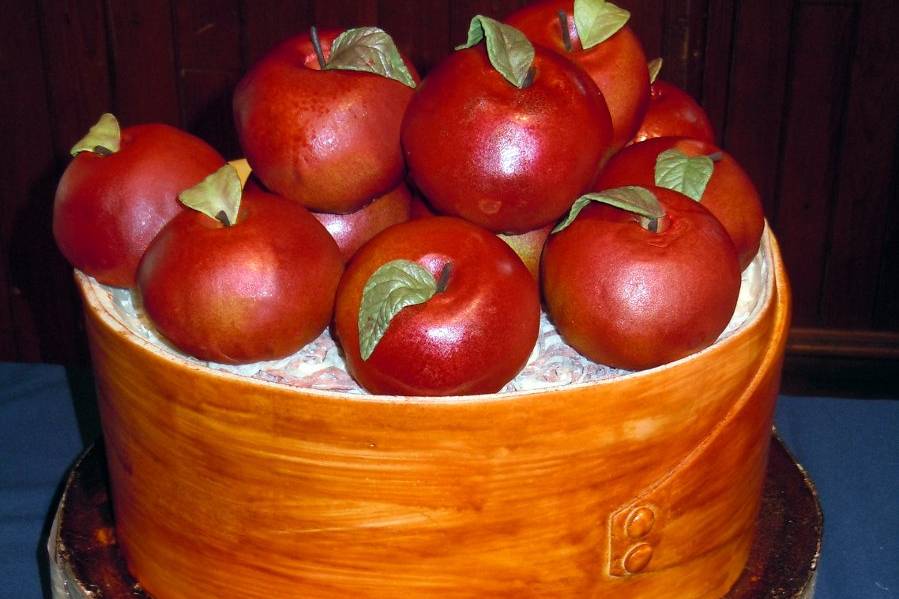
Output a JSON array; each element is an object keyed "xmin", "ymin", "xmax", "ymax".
[{"xmin": 3, "ymin": 0, "xmax": 897, "ymax": 395}]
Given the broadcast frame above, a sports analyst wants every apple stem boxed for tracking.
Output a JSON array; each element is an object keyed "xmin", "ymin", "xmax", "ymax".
[
  {"xmin": 639, "ymin": 215, "xmax": 667, "ymax": 234},
  {"xmin": 707, "ymin": 151, "xmax": 724, "ymax": 162},
  {"xmin": 435, "ymin": 262, "xmax": 453, "ymax": 293},
  {"xmin": 310, "ymin": 26, "xmax": 327, "ymax": 69},
  {"xmin": 215, "ymin": 210, "xmax": 231, "ymax": 227},
  {"xmin": 558, "ymin": 11, "xmax": 573, "ymax": 52},
  {"xmin": 521, "ymin": 66, "xmax": 536, "ymax": 88}
]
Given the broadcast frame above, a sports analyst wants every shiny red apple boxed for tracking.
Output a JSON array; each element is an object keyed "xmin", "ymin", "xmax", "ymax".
[
  {"xmin": 542, "ymin": 186, "xmax": 741, "ymax": 370},
  {"xmin": 402, "ymin": 16, "xmax": 612, "ymax": 234},
  {"xmin": 53, "ymin": 114, "xmax": 225, "ymax": 287},
  {"xmin": 311, "ymin": 183, "xmax": 412, "ymax": 262},
  {"xmin": 596, "ymin": 136, "xmax": 765, "ymax": 268},
  {"xmin": 137, "ymin": 166, "xmax": 344, "ymax": 364},
  {"xmin": 233, "ymin": 27, "xmax": 418, "ymax": 214},
  {"xmin": 632, "ymin": 79, "xmax": 715, "ymax": 144},
  {"xmin": 333, "ymin": 216, "xmax": 540, "ymax": 396},
  {"xmin": 506, "ymin": 0, "xmax": 650, "ymax": 155}
]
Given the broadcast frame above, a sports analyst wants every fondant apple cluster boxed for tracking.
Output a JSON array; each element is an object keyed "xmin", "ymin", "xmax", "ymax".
[{"xmin": 52, "ymin": 0, "xmax": 766, "ymax": 396}]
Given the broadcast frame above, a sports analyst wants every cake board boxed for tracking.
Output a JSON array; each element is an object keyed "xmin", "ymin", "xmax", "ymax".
[{"xmin": 47, "ymin": 433, "xmax": 821, "ymax": 599}]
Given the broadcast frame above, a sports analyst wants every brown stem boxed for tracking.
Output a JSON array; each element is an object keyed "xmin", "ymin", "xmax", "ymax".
[
  {"xmin": 639, "ymin": 214, "xmax": 668, "ymax": 234},
  {"xmin": 707, "ymin": 151, "xmax": 724, "ymax": 162},
  {"xmin": 215, "ymin": 210, "xmax": 231, "ymax": 227},
  {"xmin": 435, "ymin": 262, "xmax": 453, "ymax": 293},
  {"xmin": 520, "ymin": 66, "xmax": 537, "ymax": 89},
  {"xmin": 310, "ymin": 26, "xmax": 327, "ymax": 69},
  {"xmin": 92, "ymin": 145, "xmax": 114, "ymax": 157},
  {"xmin": 558, "ymin": 11, "xmax": 572, "ymax": 52}
]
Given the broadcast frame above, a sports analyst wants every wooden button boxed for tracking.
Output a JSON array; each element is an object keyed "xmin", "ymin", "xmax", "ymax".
[
  {"xmin": 623, "ymin": 543, "xmax": 654, "ymax": 574},
  {"xmin": 625, "ymin": 506, "xmax": 655, "ymax": 539}
]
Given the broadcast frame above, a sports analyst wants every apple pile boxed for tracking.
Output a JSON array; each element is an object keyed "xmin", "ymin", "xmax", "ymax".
[{"xmin": 52, "ymin": 0, "xmax": 767, "ymax": 395}]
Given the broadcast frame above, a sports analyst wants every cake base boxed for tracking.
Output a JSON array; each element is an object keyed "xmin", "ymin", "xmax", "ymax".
[{"xmin": 48, "ymin": 434, "xmax": 820, "ymax": 599}]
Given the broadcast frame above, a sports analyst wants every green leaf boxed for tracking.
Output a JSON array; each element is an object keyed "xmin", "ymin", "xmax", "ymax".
[
  {"xmin": 178, "ymin": 165, "xmax": 242, "ymax": 227},
  {"xmin": 325, "ymin": 27, "xmax": 416, "ymax": 88},
  {"xmin": 553, "ymin": 186, "xmax": 664, "ymax": 233},
  {"xmin": 358, "ymin": 260, "xmax": 438, "ymax": 360},
  {"xmin": 70, "ymin": 113, "xmax": 121, "ymax": 157},
  {"xmin": 455, "ymin": 15, "xmax": 535, "ymax": 88},
  {"xmin": 647, "ymin": 57, "xmax": 663, "ymax": 84},
  {"xmin": 573, "ymin": 0, "xmax": 630, "ymax": 49},
  {"xmin": 654, "ymin": 148, "xmax": 714, "ymax": 201}
]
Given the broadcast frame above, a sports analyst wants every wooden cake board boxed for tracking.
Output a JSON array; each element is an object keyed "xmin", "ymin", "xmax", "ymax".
[{"xmin": 47, "ymin": 433, "xmax": 821, "ymax": 598}]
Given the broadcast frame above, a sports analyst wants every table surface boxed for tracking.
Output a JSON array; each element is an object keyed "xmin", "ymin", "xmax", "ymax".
[{"xmin": 2, "ymin": 362, "xmax": 897, "ymax": 599}]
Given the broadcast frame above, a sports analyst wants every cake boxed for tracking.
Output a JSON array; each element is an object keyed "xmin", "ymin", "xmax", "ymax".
[
  {"xmin": 73, "ymin": 221, "xmax": 788, "ymax": 598},
  {"xmin": 57, "ymin": 4, "xmax": 791, "ymax": 597}
]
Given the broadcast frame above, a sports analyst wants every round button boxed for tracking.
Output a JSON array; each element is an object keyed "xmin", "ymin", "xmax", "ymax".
[
  {"xmin": 623, "ymin": 543, "xmax": 654, "ymax": 574},
  {"xmin": 625, "ymin": 506, "xmax": 655, "ymax": 539}
]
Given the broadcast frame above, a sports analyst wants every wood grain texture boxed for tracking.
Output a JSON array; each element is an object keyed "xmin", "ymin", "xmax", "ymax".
[
  {"xmin": 174, "ymin": 0, "xmax": 242, "ymax": 71},
  {"xmin": 700, "ymin": 0, "xmax": 735, "ymax": 144},
  {"xmin": 721, "ymin": 0, "xmax": 792, "ymax": 223},
  {"xmin": 106, "ymin": 0, "xmax": 181, "ymax": 126},
  {"xmin": 240, "ymin": 0, "xmax": 313, "ymax": 66},
  {"xmin": 78, "ymin": 230, "xmax": 789, "ymax": 598},
  {"xmin": 774, "ymin": 4, "xmax": 855, "ymax": 327},
  {"xmin": 180, "ymin": 68, "xmax": 243, "ymax": 158},
  {"xmin": 38, "ymin": 0, "xmax": 112, "ymax": 161},
  {"xmin": 175, "ymin": 0, "xmax": 243, "ymax": 158},
  {"xmin": 660, "ymin": 0, "xmax": 708, "ymax": 95},
  {"xmin": 313, "ymin": 0, "xmax": 378, "ymax": 30},
  {"xmin": 379, "ymin": 0, "xmax": 452, "ymax": 75},
  {"xmin": 821, "ymin": 0, "xmax": 899, "ymax": 330},
  {"xmin": 626, "ymin": 0, "xmax": 665, "ymax": 65},
  {"xmin": 50, "ymin": 437, "xmax": 823, "ymax": 599},
  {"xmin": 0, "ymin": 1, "xmax": 85, "ymax": 362}
]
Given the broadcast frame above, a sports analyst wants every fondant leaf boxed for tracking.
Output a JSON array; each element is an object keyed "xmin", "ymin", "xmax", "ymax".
[
  {"xmin": 358, "ymin": 260, "xmax": 437, "ymax": 360},
  {"xmin": 178, "ymin": 165, "xmax": 242, "ymax": 227},
  {"xmin": 654, "ymin": 148, "xmax": 714, "ymax": 201},
  {"xmin": 456, "ymin": 15, "xmax": 535, "ymax": 88},
  {"xmin": 647, "ymin": 57, "xmax": 663, "ymax": 84},
  {"xmin": 573, "ymin": 0, "xmax": 630, "ymax": 49},
  {"xmin": 325, "ymin": 27, "xmax": 417, "ymax": 88},
  {"xmin": 553, "ymin": 186, "xmax": 664, "ymax": 233},
  {"xmin": 70, "ymin": 113, "xmax": 121, "ymax": 157}
]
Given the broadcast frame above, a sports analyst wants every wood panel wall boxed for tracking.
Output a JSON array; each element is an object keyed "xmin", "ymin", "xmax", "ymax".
[{"xmin": 3, "ymin": 0, "xmax": 897, "ymax": 394}]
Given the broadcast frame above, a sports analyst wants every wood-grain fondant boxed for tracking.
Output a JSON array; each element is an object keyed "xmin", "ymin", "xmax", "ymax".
[{"xmin": 78, "ymin": 230, "xmax": 790, "ymax": 598}]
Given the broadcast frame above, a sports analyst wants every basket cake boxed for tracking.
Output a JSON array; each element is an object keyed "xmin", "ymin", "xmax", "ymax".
[{"xmin": 76, "ymin": 220, "xmax": 790, "ymax": 598}]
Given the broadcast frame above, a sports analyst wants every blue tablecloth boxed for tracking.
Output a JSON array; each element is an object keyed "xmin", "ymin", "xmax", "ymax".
[{"xmin": 1, "ymin": 361, "xmax": 897, "ymax": 598}]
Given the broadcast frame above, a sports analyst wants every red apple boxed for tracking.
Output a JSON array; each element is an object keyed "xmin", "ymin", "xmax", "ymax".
[
  {"xmin": 137, "ymin": 166, "xmax": 344, "ymax": 364},
  {"xmin": 596, "ymin": 136, "xmax": 765, "ymax": 268},
  {"xmin": 498, "ymin": 224, "xmax": 553, "ymax": 281},
  {"xmin": 632, "ymin": 79, "xmax": 715, "ymax": 144},
  {"xmin": 542, "ymin": 186, "xmax": 741, "ymax": 370},
  {"xmin": 53, "ymin": 114, "xmax": 225, "ymax": 287},
  {"xmin": 402, "ymin": 16, "xmax": 612, "ymax": 234},
  {"xmin": 311, "ymin": 183, "xmax": 412, "ymax": 262},
  {"xmin": 505, "ymin": 0, "xmax": 650, "ymax": 155},
  {"xmin": 233, "ymin": 27, "xmax": 418, "ymax": 214},
  {"xmin": 333, "ymin": 216, "xmax": 540, "ymax": 396}
]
